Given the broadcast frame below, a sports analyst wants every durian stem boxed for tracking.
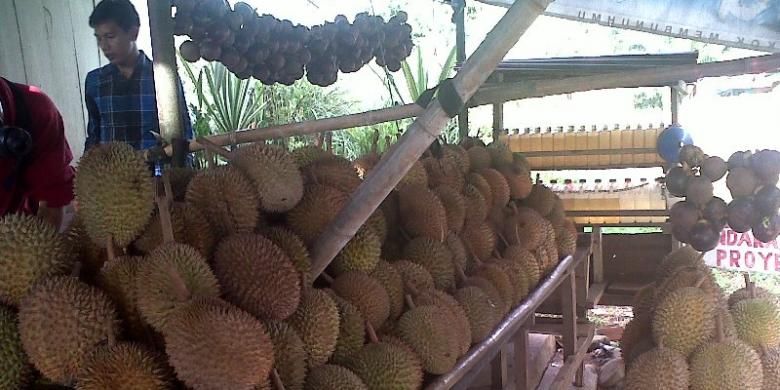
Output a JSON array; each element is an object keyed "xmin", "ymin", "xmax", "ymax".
[
  {"xmin": 196, "ymin": 137, "xmax": 233, "ymax": 161},
  {"xmin": 694, "ymin": 275, "xmax": 707, "ymax": 289},
  {"xmin": 154, "ymin": 177, "xmax": 175, "ymax": 244},
  {"xmin": 715, "ymin": 312, "xmax": 724, "ymax": 343},
  {"xmin": 405, "ymin": 294, "xmax": 417, "ymax": 310},
  {"xmin": 465, "ymin": 243, "xmax": 484, "ymax": 268},
  {"xmin": 371, "ymin": 129, "xmax": 380, "ymax": 154},
  {"xmin": 166, "ymin": 266, "xmax": 191, "ymax": 302},
  {"xmin": 366, "ymin": 320, "xmax": 379, "ymax": 343},
  {"xmin": 453, "ymin": 260, "xmax": 468, "ymax": 284},
  {"xmin": 493, "ymin": 248, "xmax": 503, "ymax": 259},
  {"xmin": 321, "ymin": 272, "xmax": 335, "ymax": 285},
  {"xmin": 496, "ymin": 231, "xmax": 510, "ymax": 248},
  {"xmin": 105, "ymin": 235, "xmax": 116, "ymax": 261},
  {"xmin": 272, "ymin": 369, "xmax": 286, "ymax": 390},
  {"xmin": 749, "ymin": 278, "xmax": 756, "ymax": 299}
]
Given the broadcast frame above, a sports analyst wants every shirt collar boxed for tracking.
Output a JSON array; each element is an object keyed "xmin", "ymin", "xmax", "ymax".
[{"xmin": 102, "ymin": 50, "xmax": 152, "ymax": 76}]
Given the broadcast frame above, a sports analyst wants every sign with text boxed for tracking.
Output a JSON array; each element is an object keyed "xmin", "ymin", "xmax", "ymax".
[
  {"xmin": 477, "ymin": 0, "xmax": 780, "ymax": 52},
  {"xmin": 704, "ymin": 227, "xmax": 780, "ymax": 273}
]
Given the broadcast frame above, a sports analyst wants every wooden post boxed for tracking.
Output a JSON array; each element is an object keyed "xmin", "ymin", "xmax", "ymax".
[
  {"xmin": 514, "ymin": 319, "xmax": 532, "ymax": 390},
  {"xmin": 575, "ymin": 254, "xmax": 589, "ymax": 318},
  {"xmin": 454, "ymin": 0, "xmax": 469, "ymax": 140},
  {"xmin": 670, "ymin": 85, "xmax": 680, "ymax": 125},
  {"xmin": 490, "ymin": 345, "xmax": 509, "ymax": 389},
  {"xmin": 561, "ymin": 271, "xmax": 582, "ymax": 387},
  {"xmin": 147, "ymin": 0, "xmax": 185, "ymax": 149},
  {"xmin": 591, "ymin": 226, "xmax": 604, "ymax": 284},
  {"xmin": 492, "ymin": 73, "xmax": 504, "ymax": 142},
  {"xmin": 308, "ymin": 0, "xmax": 555, "ymax": 279}
]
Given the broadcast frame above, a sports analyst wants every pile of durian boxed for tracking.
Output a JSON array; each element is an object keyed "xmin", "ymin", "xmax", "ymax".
[
  {"xmin": 0, "ymin": 136, "xmax": 578, "ymax": 390},
  {"xmin": 623, "ymin": 246, "xmax": 780, "ymax": 389}
]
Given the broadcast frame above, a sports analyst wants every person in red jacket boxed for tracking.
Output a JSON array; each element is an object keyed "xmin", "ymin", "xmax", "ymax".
[{"xmin": 0, "ymin": 77, "xmax": 75, "ymax": 229}]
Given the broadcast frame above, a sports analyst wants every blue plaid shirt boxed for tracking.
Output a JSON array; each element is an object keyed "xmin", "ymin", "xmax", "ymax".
[{"xmin": 84, "ymin": 50, "xmax": 193, "ymax": 151}]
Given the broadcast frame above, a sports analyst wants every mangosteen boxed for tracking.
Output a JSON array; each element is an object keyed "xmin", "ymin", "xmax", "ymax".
[
  {"xmin": 199, "ymin": 42, "xmax": 222, "ymax": 62},
  {"xmin": 686, "ymin": 175, "xmax": 714, "ymax": 207},
  {"xmin": 754, "ymin": 185, "xmax": 780, "ymax": 217},
  {"xmin": 666, "ymin": 166, "xmax": 691, "ymax": 197},
  {"xmin": 753, "ymin": 214, "xmax": 780, "ymax": 244},
  {"xmin": 702, "ymin": 197, "xmax": 728, "ymax": 229},
  {"xmin": 726, "ymin": 166, "xmax": 759, "ymax": 199},
  {"xmin": 179, "ymin": 40, "xmax": 201, "ymax": 63},
  {"xmin": 226, "ymin": 11, "xmax": 244, "ymax": 31},
  {"xmin": 233, "ymin": 2, "xmax": 255, "ymax": 20},
  {"xmin": 701, "ymin": 156, "xmax": 728, "ymax": 182},
  {"xmin": 688, "ymin": 219, "xmax": 721, "ymax": 252},
  {"xmin": 751, "ymin": 149, "xmax": 780, "ymax": 184},
  {"xmin": 679, "ymin": 144, "xmax": 705, "ymax": 168},
  {"xmin": 728, "ymin": 197, "xmax": 759, "ymax": 233},
  {"xmin": 728, "ymin": 150, "xmax": 754, "ymax": 170}
]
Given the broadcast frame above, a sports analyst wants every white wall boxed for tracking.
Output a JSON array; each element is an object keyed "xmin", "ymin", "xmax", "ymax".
[{"xmin": 0, "ymin": 0, "xmax": 103, "ymax": 162}]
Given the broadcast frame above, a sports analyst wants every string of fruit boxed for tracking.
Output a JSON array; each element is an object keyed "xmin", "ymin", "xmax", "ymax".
[
  {"xmin": 666, "ymin": 145, "xmax": 780, "ymax": 252},
  {"xmin": 173, "ymin": 0, "xmax": 414, "ymax": 86}
]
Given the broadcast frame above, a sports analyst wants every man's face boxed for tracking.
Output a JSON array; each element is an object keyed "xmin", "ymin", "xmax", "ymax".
[{"xmin": 93, "ymin": 21, "xmax": 139, "ymax": 65}]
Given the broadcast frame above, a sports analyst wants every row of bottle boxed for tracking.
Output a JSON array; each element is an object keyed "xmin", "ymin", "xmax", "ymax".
[
  {"xmin": 548, "ymin": 178, "xmax": 667, "ymax": 224},
  {"xmin": 498, "ymin": 125, "xmax": 665, "ymax": 169}
]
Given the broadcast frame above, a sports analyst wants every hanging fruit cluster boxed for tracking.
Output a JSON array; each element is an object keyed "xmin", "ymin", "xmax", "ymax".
[
  {"xmin": 667, "ymin": 145, "xmax": 780, "ymax": 251},
  {"xmin": 172, "ymin": 0, "xmax": 414, "ymax": 86}
]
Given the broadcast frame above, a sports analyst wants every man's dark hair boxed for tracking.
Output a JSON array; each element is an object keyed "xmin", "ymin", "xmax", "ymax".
[{"xmin": 89, "ymin": 0, "xmax": 141, "ymax": 31}]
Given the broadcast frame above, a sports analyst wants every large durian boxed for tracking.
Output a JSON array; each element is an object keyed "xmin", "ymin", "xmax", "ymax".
[
  {"xmin": 304, "ymin": 364, "xmax": 368, "ymax": 390},
  {"xmin": 0, "ymin": 305, "xmax": 33, "ymax": 389},
  {"xmin": 330, "ymin": 227, "xmax": 381, "ymax": 276},
  {"xmin": 434, "ymin": 186, "xmax": 466, "ymax": 234},
  {"xmin": 652, "ymin": 286, "xmax": 716, "ymax": 357},
  {"xmin": 731, "ymin": 296, "xmax": 780, "ymax": 349},
  {"xmin": 332, "ymin": 271, "xmax": 390, "ymax": 330},
  {"xmin": 398, "ymin": 184, "xmax": 448, "ymax": 242},
  {"xmin": 370, "ymin": 260, "xmax": 405, "ymax": 320},
  {"xmin": 344, "ymin": 342, "xmax": 424, "ymax": 390},
  {"xmin": 624, "ymin": 346, "xmax": 689, "ymax": 390},
  {"xmin": 479, "ymin": 169, "xmax": 511, "ymax": 208},
  {"xmin": 414, "ymin": 289, "xmax": 472, "ymax": 355},
  {"xmin": 689, "ymin": 337, "xmax": 763, "ymax": 390},
  {"xmin": 232, "ymin": 143, "xmax": 304, "ymax": 212},
  {"xmin": 75, "ymin": 342, "xmax": 173, "ymax": 390},
  {"xmin": 134, "ymin": 202, "xmax": 215, "ymax": 257},
  {"xmin": 403, "ymin": 237, "xmax": 456, "ymax": 291},
  {"xmin": 461, "ymin": 184, "xmax": 488, "ymax": 227},
  {"xmin": 286, "ymin": 184, "xmax": 349, "ymax": 244},
  {"xmin": 185, "ymin": 165, "xmax": 259, "ymax": 237},
  {"xmin": 326, "ymin": 294, "xmax": 366, "ymax": 365},
  {"xmin": 265, "ymin": 321, "xmax": 308, "ymax": 390},
  {"xmin": 265, "ymin": 227, "xmax": 312, "ymax": 288},
  {"xmin": 454, "ymin": 286, "xmax": 501, "ymax": 343},
  {"xmin": 396, "ymin": 305, "xmax": 460, "ymax": 374},
  {"xmin": 74, "ymin": 142, "xmax": 155, "ymax": 248},
  {"xmin": 287, "ymin": 289, "xmax": 340, "ymax": 367},
  {"xmin": 98, "ymin": 256, "xmax": 146, "ymax": 340}
]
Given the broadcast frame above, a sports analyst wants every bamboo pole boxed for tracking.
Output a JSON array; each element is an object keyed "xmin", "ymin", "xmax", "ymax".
[
  {"xmin": 147, "ymin": 0, "xmax": 185, "ymax": 146},
  {"xmin": 308, "ymin": 0, "xmax": 555, "ymax": 279}
]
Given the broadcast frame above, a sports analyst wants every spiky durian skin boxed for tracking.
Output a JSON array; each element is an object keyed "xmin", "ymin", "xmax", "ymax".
[
  {"xmin": 462, "ymin": 184, "xmax": 488, "ymax": 227},
  {"xmin": 286, "ymin": 184, "xmax": 349, "ymax": 244},
  {"xmin": 367, "ymin": 208, "xmax": 388, "ymax": 243},
  {"xmin": 291, "ymin": 145, "xmax": 330, "ymax": 168},
  {"xmin": 163, "ymin": 299, "xmax": 273, "ymax": 390},
  {"xmin": 396, "ymin": 160, "xmax": 428, "ymax": 191},
  {"xmin": 524, "ymin": 184, "xmax": 556, "ymax": 216},
  {"xmin": 403, "ymin": 238, "xmax": 456, "ymax": 291},
  {"xmin": 655, "ymin": 266, "xmax": 721, "ymax": 304},
  {"xmin": 463, "ymin": 276, "xmax": 508, "ymax": 316},
  {"xmin": 467, "ymin": 146, "xmax": 492, "ymax": 172},
  {"xmin": 762, "ymin": 347, "xmax": 780, "ymax": 390},
  {"xmin": 424, "ymin": 157, "xmax": 465, "ymax": 192},
  {"xmin": 652, "ymin": 287, "xmax": 716, "ymax": 357},
  {"xmin": 479, "ymin": 169, "xmax": 511, "ymax": 208},
  {"xmin": 326, "ymin": 295, "xmax": 365, "ymax": 366},
  {"xmin": 493, "ymin": 259, "xmax": 529, "ymax": 304},
  {"xmin": 185, "ymin": 165, "xmax": 259, "ymax": 237},
  {"xmin": 624, "ymin": 348, "xmax": 689, "ymax": 390},
  {"xmin": 503, "ymin": 245, "xmax": 541, "ymax": 288},
  {"xmin": 731, "ymin": 298, "xmax": 780, "ymax": 349},
  {"xmin": 305, "ymin": 364, "xmax": 368, "ymax": 390},
  {"xmin": 398, "ymin": 184, "xmax": 448, "ymax": 242},
  {"xmin": 288, "ymin": 289, "xmax": 340, "ymax": 368},
  {"xmin": 265, "ymin": 227, "xmax": 311, "ymax": 287},
  {"xmin": 135, "ymin": 243, "xmax": 220, "ymax": 332},
  {"xmin": 75, "ymin": 342, "xmax": 172, "ymax": 390},
  {"xmin": 331, "ymin": 227, "xmax": 381, "ymax": 276},
  {"xmin": 397, "ymin": 306, "xmax": 459, "ymax": 374},
  {"xmin": 443, "ymin": 144, "xmax": 470, "ymax": 174},
  {"xmin": 134, "ymin": 202, "xmax": 216, "ymax": 258},
  {"xmin": 232, "ymin": 144, "xmax": 303, "ymax": 213},
  {"xmin": 467, "ymin": 173, "xmax": 494, "ymax": 210},
  {"xmin": 19, "ymin": 276, "xmax": 119, "ymax": 384},
  {"xmin": 622, "ymin": 316, "xmax": 654, "ymax": 367},
  {"xmin": 446, "ymin": 232, "xmax": 470, "ymax": 275},
  {"xmin": 265, "ymin": 321, "xmax": 307, "ymax": 390},
  {"xmin": 454, "ymin": 287, "xmax": 501, "ymax": 343},
  {"xmin": 475, "ymin": 264, "xmax": 515, "ymax": 309},
  {"xmin": 370, "ymin": 261, "xmax": 404, "ymax": 320},
  {"xmin": 555, "ymin": 225, "xmax": 577, "ymax": 257},
  {"xmin": 729, "ymin": 286, "xmax": 776, "ymax": 308},
  {"xmin": 75, "ymin": 142, "xmax": 155, "ymax": 248},
  {"xmin": 632, "ymin": 284, "xmax": 656, "ymax": 321},
  {"xmin": 0, "ymin": 305, "xmax": 33, "ymax": 389},
  {"xmin": 344, "ymin": 342, "xmax": 424, "ymax": 390},
  {"xmin": 98, "ymin": 256, "xmax": 146, "ymax": 340},
  {"xmin": 689, "ymin": 339, "xmax": 763, "ymax": 390},
  {"xmin": 393, "ymin": 260, "xmax": 436, "ymax": 295},
  {"xmin": 503, "ymin": 207, "xmax": 545, "ymax": 250},
  {"xmin": 64, "ymin": 217, "xmax": 106, "ymax": 284},
  {"xmin": 213, "ymin": 234, "xmax": 301, "ymax": 321},
  {"xmin": 434, "ymin": 186, "xmax": 466, "ymax": 234},
  {"xmin": 332, "ymin": 271, "xmax": 390, "ymax": 330},
  {"xmin": 414, "ymin": 289, "xmax": 472, "ymax": 355},
  {"xmin": 460, "ymin": 221, "xmax": 497, "ymax": 264},
  {"xmin": 655, "ymin": 245, "xmax": 703, "ymax": 282},
  {"xmin": 0, "ymin": 214, "xmax": 74, "ymax": 306}
]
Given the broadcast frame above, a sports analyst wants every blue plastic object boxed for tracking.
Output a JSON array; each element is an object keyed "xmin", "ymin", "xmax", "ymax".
[{"xmin": 657, "ymin": 125, "xmax": 693, "ymax": 164}]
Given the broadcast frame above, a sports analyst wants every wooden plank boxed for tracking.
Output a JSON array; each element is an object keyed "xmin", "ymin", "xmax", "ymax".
[
  {"xmin": 566, "ymin": 210, "xmax": 669, "ymax": 217},
  {"xmin": 492, "ymin": 73, "xmax": 504, "ymax": 142},
  {"xmin": 489, "ymin": 345, "xmax": 510, "ymax": 390},
  {"xmin": 575, "ymin": 254, "xmax": 589, "ymax": 318},
  {"xmin": 586, "ymin": 282, "xmax": 607, "ymax": 308},
  {"xmin": 513, "ymin": 323, "xmax": 530, "ymax": 390},
  {"xmin": 560, "ymin": 271, "xmax": 576, "ymax": 382},
  {"xmin": 550, "ymin": 325, "xmax": 596, "ymax": 390},
  {"xmin": 0, "ymin": 1, "xmax": 26, "ymax": 82},
  {"xmin": 529, "ymin": 162, "xmax": 664, "ymax": 170},
  {"xmin": 519, "ymin": 147, "xmax": 657, "ymax": 157},
  {"xmin": 591, "ymin": 226, "xmax": 603, "ymax": 284},
  {"xmin": 530, "ymin": 321, "xmax": 595, "ymax": 337}
]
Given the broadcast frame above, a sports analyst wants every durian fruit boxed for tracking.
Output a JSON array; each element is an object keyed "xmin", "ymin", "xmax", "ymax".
[
  {"xmin": 135, "ymin": 243, "xmax": 220, "ymax": 331},
  {"xmin": 265, "ymin": 227, "xmax": 312, "ymax": 288},
  {"xmin": 460, "ymin": 222, "xmax": 497, "ymax": 263},
  {"xmin": 288, "ymin": 289, "xmax": 340, "ymax": 367},
  {"xmin": 232, "ymin": 143, "xmax": 304, "ymax": 213},
  {"xmin": 503, "ymin": 245, "xmax": 541, "ymax": 288},
  {"xmin": 524, "ymin": 184, "xmax": 557, "ymax": 217},
  {"xmin": 166, "ymin": 165, "xmax": 195, "ymax": 201},
  {"xmin": 332, "ymin": 271, "xmax": 390, "ymax": 329},
  {"xmin": 213, "ymin": 234, "xmax": 301, "ymax": 321},
  {"xmin": 467, "ymin": 173, "xmax": 494, "ymax": 210},
  {"xmin": 463, "ymin": 276, "xmax": 508, "ymax": 316},
  {"xmin": 75, "ymin": 342, "xmax": 172, "ymax": 390},
  {"xmin": 370, "ymin": 261, "xmax": 404, "ymax": 320},
  {"xmin": 488, "ymin": 142, "xmax": 514, "ymax": 167},
  {"xmin": 474, "ymin": 263, "xmax": 515, "ymax": 309},
  {"xmin": 497, "ymin": 165, "xmax": 532, "ymax": 200},
  {"xmin": 547, "ymin": 201, "xmax": 567, "ymax": 229},
  {"xmin": 396, "ymin": 160, "xmax": 428, "ymax": 191},
  {"xmin": 367, "ymin": 209, "xmax": 388, "ymax": 243},
  {"xmin": 304, "ymin": 364, "xmax": 368, "ymax": 390},
  {"xmin": 185, "ymin": 165, "xmax": 259, "ymax": 237},
  {"xmin": 479, "ymin": 169, "xmax": 510, "ymax": 208},
  {"xmin": 302, "ymin": 160, "xmax": 362, "ymax": 194},
  {"xmin": 655, "ymin": 266, "xmax": 721, "ymax": 304},
  {"xmin": 503, "ymin": 207, "xmax": 545, "ymax": 250},
  {"xmin": 555, "ymin": 225, "xmax": 577, "ymax": 257},
  {"xmin": 396, "ymin": 305, "xmax": 459, "ymax": 374},
  {"xmin": 393, "ymin": 260, "xmax": 436, "ymax": 295},
  {"xmin": 761, "ymin": 347, "xmax": 780, "ymax": 390},
  {"xmin": 462, "ymin": 184, "xmax": 489, "ymax": 227},
  {"xmin": 434, "ymin": 186, "xmax": 466, "ymax": 234},
  {"xmin": 492, "ymin": 259, "xmax": 529, "ymax": 304},
  {"xmin": 454, "ymin": 286, "xmax": 501, "ymax": 343},
  {"xmin": 689, "ymin": 329, "xmax": 763, "ymax": 390},
  {"xmin": 163, "ymin": 298, "xmax": 273, "ymax": 390},
  {"xmin": 655, "ymin": 245, "xmax": 703, "ymax": 281},
  {"xmin": 424, "ymin": 157, "xmax": 465, "ymax": 192},
  {"xmin": 0, "ymin": 305, "xmax": 33, "ymax": 389},
  {"xmin": 632, "ymin": 284, "xmax": 656, "ymax": 320},
  {"xmin": 398, "ymin": 184, "xmax": 448, "ymax": 242},
  {"xmin": 74, "ymin": 142, "xmax": 155, "ymax": 248},
  {"xmin": 624, "ymin": 346, "xmax": 689, "ymax": 390},
  {"xmin": 446, "ymin": 232, "xmax": 471, "ymax": 276},
  {"xmin": 326, "ymin": 295, "xmax": 365, "ymax": 365},
  {"xmin": 330, "ymin": 227, "xmax": 381, "ymax": 275},
  {"xmin": 134, "ymin": 202, "xmax": 216, "ymax": 257},
  {"xmin": 443, "ymin": 144, "xmax": 470, "ymax": 174},
  {"xmin": 466, "ymin": 146, "xmax": 492, "ymax": 172},
  {"xmin": 98, "ymin": 256, "xmax": 146, "ymax": 340},
  {"xmin": 729, "ymin": 285, "xmax": 776, "ymax": 308},
  {"xmin": 286, "ymin": 184, "xmax": 349, "ymax": 244},
  {"xmin": 403, "ymin": 238, "xmax": 456, "ymax": 291},
  {"xmin": 18, "ymin": 276, "xmax": 119, "ymax": 384},
  {"xmin": 731, "ymin": 296, "xmax": 780, "ymax": 349},
  {"xmin": 0, "ymin": 214, "xmax": 74, "ymax": 306},
  {"xmin": 291, "ymin": 145, "xmax": 330, "ymax": 168},
  {"xmin": 64, "ymin": 217, "xmax": 106, "ymax": 284},
  {"xmin": 414, "ymin": 289, "xmax": 472, "ymax": 355},
  {"xmin": 265, "ymin": 321, "xmax": 307, "ymax": 390},
  {"xmin": 344, "ymin": 342, "xmax": 424, "ymax": 390},
  {"xmin": 652, "ymin": 286, "xmax": 716, "ymax": 357},
  {"xmin": 622, "ymin": 316, "xmax": 654, "ymax": 367}
]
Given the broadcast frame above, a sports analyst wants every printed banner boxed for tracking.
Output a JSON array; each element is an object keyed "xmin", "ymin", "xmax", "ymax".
[
  {"xmin": 703, "ymin": 227, "xmax": 780, "ymax": 274},
  {"xmin": 477, "ymin": 0, "xmax": 780, "ymax": 52}
]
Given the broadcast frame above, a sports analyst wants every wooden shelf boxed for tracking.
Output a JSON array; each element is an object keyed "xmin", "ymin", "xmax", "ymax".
[{"xmin": 550, "ymin": 324, "xmax": 596, "ymax": 390}]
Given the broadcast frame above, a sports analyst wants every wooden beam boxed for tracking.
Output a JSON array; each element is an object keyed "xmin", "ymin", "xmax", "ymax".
[
  {"xmin": 455, "ymin": 0, "xmax": 469, "ymax": 140},
  {"xmin": 550, "ymin": 324, "xmax": 596, "ymax": 390},
  {"xmin": 492, "ymin": 73, "xmax": 504, "ymax": 142},
  {"xmin": 308, "ymin": 0, "xmax": 555, "ymax": 280},
  {"xmin": 147, "ymin": 0, "xmax": 185, "ymax": 144}
]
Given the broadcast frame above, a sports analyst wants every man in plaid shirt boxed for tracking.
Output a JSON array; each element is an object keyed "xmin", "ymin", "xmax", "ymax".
[{"xmin": 84, "ymin": 0, "xmax": 193, "ymax": 152}]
